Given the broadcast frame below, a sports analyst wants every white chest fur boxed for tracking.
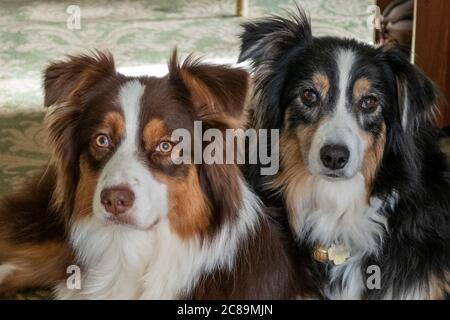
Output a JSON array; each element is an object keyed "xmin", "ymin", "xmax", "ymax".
[
  {"xmin": 285, "ymin": 173, "xmax": 388, "ymax": 299},
  {"xmin": 56, "ymin": 182, "xmax": 260, "ymax": 300},
  {"xmin": 56, "ymin": 220, "xmax": 155, "ymax": 299},
  {"xmin": 141, "ymin": 191, "xmax": 259, "ymax": 299}
]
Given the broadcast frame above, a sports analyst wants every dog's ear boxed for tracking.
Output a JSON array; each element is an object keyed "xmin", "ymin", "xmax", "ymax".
[
  {"xmin": 238, "ymin": 7, "xmax": 312, "ymax": 66},
  {"xmin": 379, "ymin": 48, "xmax": 440, "ymax": 132},
  {"xmin": 168, "ymin": 51, "xmax": 246, "ymax": 230},
  {"xmin": 168, "ymin": 50, "xmax": 248, "ymax": 124},
  {"xmin": 238, "ymin": 8, "xmax": 312, "ymax": 131},
  {"xmin": 43, "ymin": 51, "xmax": 115, "ymax": 210},
  {"xmin": 43, "ymin": 51, "xmax": 115, "ymax": 107}
]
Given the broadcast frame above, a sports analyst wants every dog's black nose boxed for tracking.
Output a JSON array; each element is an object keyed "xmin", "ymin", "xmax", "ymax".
[
  {"xmin": 100, "ymin": 186, "xmax": 135, "ymax": 215},
  {"xmin": 320, "ymin": 144, "xmax": 350, "ymax": 170}
]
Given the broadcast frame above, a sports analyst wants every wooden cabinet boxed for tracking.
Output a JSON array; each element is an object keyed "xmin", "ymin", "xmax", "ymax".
[{"xmin": 377, "ymin": 0, "xmax": 450, "ymax": 128}]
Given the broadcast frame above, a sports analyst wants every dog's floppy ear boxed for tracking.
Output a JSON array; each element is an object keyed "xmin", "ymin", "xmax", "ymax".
[
  {"xmin": 43, "ymin": 51, "xmax": 115, "ymax": 107},
  {"xmin": 238, "ymin": 7, "xmax": 312, "ymax": 66},
  {"xmin": 43, "ymin": 51, "xmax": 115, "ymax": 211},
  {"xmin": 168, "ymin": 50, "xmax": 248, "ymax": 122},
  {"xmin": 380, "ymin": 48, "xmax": 440, "ymax": 132}
]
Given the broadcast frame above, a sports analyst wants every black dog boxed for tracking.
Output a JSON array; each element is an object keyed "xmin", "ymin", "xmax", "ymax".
[{"xmin": 239, "ymin": 8, "xmax": 449, "ymax": 299}]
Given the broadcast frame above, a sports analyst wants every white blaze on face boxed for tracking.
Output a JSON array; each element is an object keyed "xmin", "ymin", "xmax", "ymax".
[
  {"xmin": 93, "ymin": 80, "xmax": 168, "ymax": 229},
  {"xmin": 307, "ymin": 50, "xmax": 365, "ymax": 179}
]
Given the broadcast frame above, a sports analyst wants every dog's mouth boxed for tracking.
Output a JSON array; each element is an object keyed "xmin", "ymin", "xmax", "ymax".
[
  {"xmin": 147, "ymin": 218, "xmax": 160, "ymax": 230},
  {"xmin": 105, "ymin": 214, "xmax": 160, "ymax": 231},
  {"xmin": 105, "ymin": 214, "xmax": 133, "ymax": 227},
  {"xmin": 319, "ymin": 170, "xmax": 349, "ymax": 181}
]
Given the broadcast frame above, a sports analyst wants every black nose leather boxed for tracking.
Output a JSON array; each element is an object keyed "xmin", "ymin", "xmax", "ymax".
[
  {"xmin": 100, "ymin": 186, "xmax": 135, "ymax": 215},
  {"xmin": 320, "ymin": 144, "xmax": 350, "ymax": 170}
]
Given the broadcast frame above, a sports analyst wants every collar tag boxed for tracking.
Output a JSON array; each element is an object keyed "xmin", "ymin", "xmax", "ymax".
[
  {"xmin": 312, "ymin": 244, "xmax": 350, "ymax": 265},
  {"xmin": 328, "ymin": 244, "xmax": 350, "ymax": 265}
]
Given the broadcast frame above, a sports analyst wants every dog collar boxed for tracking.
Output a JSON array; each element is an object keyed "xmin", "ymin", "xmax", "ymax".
[{"xmin": 312, "ymin": 244, "xmax": 350, "ymax": 265}]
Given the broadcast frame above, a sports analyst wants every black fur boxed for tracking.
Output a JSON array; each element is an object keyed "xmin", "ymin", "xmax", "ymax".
[{"xmin": 240, "ymin": 7, "xmax": 450, "ymax": 299}]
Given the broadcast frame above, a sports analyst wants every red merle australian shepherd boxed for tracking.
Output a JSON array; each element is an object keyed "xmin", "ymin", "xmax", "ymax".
[
  {"xmin": 239, "ymin": 9, "xmax": 450, "ymax": 299},
  {"xmin": 0, "ymin": 51, "xmax": 314, "ymax": 299}
]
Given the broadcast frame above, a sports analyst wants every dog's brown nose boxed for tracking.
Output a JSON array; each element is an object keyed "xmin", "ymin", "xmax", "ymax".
[{"xmin": 100, "ymin": 186, "xmax": 135, "ymax": 215}]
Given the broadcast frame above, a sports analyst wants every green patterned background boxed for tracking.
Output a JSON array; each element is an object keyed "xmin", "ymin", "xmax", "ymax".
[{"xmin": 0, "ymin": 0, "xmax": 380, "ymax": 196}]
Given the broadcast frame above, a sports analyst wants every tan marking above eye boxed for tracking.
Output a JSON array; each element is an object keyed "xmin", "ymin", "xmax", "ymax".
[
  {"xmin": 88, "ymin": 112, "xmax": 124, "ymax": 159},
  {"xmin": 312, "ymin": 73, "xmax": 330, "ymax": 97},
  {"xmin": 143, "ymin": 118, "xmax": 169, "ymax": 150},
  {"xmin": 353, "ymin": 78, "xmax": 371, "ymax": 98},
  {"xmin": 97, "ymin": 111, "xmax": 125, "ymax": 144}
]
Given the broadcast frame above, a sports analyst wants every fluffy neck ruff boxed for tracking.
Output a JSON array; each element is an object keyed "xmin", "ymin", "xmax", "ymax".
[
  {"xmin": 275, "ymin": 162, "xmax": 388, "ymax": 259},
  {"xmin": 275, "ymin": 169, "xmax": 390, "ymax": 299},
  {"xmin": 56, "ymin": 179, "xmax": 260, "ymax": 299}
]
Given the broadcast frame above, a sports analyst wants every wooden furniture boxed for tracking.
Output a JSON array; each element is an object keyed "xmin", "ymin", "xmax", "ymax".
[
  {"xmin": 414, "ymin": 0, "xmax": 450, "ymax": 128},
  {"xmin": 377, "ymin": 0, "xmax": 450, "ymax": 128},
  {"xmin": 236, "ymin": 0, "xmax": 248, "ymax": 17}
]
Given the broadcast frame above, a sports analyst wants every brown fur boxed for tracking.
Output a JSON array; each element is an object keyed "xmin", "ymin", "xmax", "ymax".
[
  {"xmin": 0, "ymin": 169, "xmax": 73, "ymax": 296},
  {"xmin": 275, "ymin": 114, "xmax": 324, "ymax": 190},
  {"xmin": 190, "ymin": 216, "xmax": 317, "ymax": 299},
  {"xmin": 143, "ymin": 119, "xmax": 168, "ymax": 150},
  {"xmin": 169, "ymin": 51, "xmax": 249, "ymax": 119},
  {"xmin": 44, "ymin": 52, "xmax": 117, "ymax": 213},
  {"xmin": 0, "ymin": 242, "xmax": 72, "ymax": 295},
  {"xmin": 353, "ymin": 77, "xmax": 371, "ymax": 98},
  {"xmin": 73, "ymin": 156, "xmax": 99, "ymax": 218},
  {"xmin": 273, "ymin": 131, "xmax": 312, "ymax": 229},
  {"xmin": 44, "ymin": 51, "xmax": 116, "ymax": 108},
  {"xmin": 312, "ymin": 73, "xmax": 330, "ymax": 97},
  {"xmin": 0, "ymin": 50, "xmax": 315, "ymax": 299},
  {"xmin": 360, "ymin": 123, "xmax": 386, "ymax": 197},
  {"xmin": 102, "ymin": 112, "xmax": 125, "ymax": 143},
  {"xmin": 160, "ymin": 53, "xmax": 315, "ymax": 297},
  {"xmin": 155, "ymin": 166, "xmax": 212, "ymax": 240},
  {"xmin": 167, "ymin": 53, "xmax": 247, "ymax": 235}
]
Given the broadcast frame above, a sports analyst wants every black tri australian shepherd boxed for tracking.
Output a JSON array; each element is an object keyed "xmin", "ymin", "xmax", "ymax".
[
  {"xmin": 239, "ymin": 9, "xmax": 450, "ymax": 299},
  {"xmin": 0, "ymin": 51, "xmax": 314, "ymax": 299}
]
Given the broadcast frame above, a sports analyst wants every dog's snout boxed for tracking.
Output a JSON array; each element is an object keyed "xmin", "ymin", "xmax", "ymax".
[
  {"xmin": 320, "ymin": 144, "xmax": 350, "ymax": 170},
  {"xmin": 100, "ymin": 186, "xmax": 135, "ymax": 215}
]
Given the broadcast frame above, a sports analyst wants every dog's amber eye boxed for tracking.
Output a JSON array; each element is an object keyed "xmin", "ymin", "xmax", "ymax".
[
  {"xmin": 301, "ymin": 89, "xmax": 319, "ymax": 106},
  {"xmin": 360, "ymin": 96, "xmax": 379, "ymax": 113},
  {"xmin": 157, "ymin": 141, "xmax": 173, "ymax": 154},
  {"xmin": 95, "ymin": 134, "xmax": 110, "ymax": 148}
]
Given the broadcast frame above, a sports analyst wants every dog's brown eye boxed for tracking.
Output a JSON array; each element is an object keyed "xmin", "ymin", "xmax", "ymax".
[
  {"xmin": 360, "ymin": 96, "xmax": 379, "ymax": 113},
  {"xmin": 95, "ymin": 134, "xmax": 110, "ymax": 148},
  {"xmin": 157, "ymin": 141, "xmax": 173, "ymax": 154},
  {"xmin": 301, "ymin": 89, "xmax": 319, "ymax": 106}
]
